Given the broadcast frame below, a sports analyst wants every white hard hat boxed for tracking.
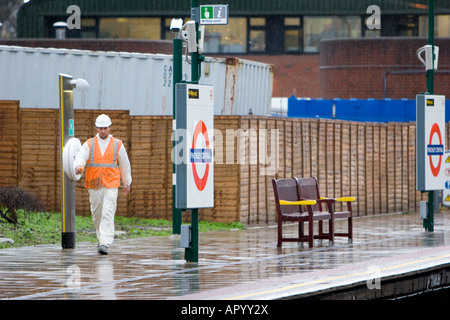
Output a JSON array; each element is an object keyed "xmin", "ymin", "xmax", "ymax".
[{"xmin": 95, "ymin": 114, "xmax": 112, "ymax": 127}]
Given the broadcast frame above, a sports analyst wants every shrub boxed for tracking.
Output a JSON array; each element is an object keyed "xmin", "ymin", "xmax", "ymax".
[{"xmin": 0, "ymin": 186, "xmax": 45, "ymax": 225}]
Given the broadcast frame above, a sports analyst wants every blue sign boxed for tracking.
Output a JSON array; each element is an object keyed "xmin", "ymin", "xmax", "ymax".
[
  {"xmin": 427, "ymin": 144, "xmax": 444, "ymax": 156},
  {"xmin": 190, "ymin": 148, "xmax": 212, "ymax": 163}
]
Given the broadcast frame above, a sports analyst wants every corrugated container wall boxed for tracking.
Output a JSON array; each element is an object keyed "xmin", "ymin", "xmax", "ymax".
[{"xmin": 0, "ymin": 45, "xmax": 273, "ymax": 116}]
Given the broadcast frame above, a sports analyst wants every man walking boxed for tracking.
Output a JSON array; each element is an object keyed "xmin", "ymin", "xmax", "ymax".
[{"xmin": 74, "ymin": 114, "xmax": 132, "ymax": 254}]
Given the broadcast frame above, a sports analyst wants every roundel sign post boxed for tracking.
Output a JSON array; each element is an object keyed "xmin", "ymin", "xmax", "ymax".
[
  {"xmin": 416, "ymin": 94, "xmax": 446, "ymax": 191},
  {"xmin": 175, "ymin": 83, "xmax": 214, "ymax": 209}
]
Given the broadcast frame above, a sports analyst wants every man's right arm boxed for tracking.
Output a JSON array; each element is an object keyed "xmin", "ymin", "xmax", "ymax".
[{"xmin": 74, "ymin": 141, "xmax": 90, "ymax": 175}]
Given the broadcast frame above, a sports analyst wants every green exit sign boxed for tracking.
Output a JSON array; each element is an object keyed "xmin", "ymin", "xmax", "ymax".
[{"xmin": 200, "ymin": 5, "xmax": 228, "ymax": 25}]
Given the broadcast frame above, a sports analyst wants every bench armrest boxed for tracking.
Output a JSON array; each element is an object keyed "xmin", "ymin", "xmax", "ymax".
[
  {"xmin": 336, "ymin": 197, "xmax": 355, "ymax": 202},
  {"xmin": 279, "ymin": 199, "xmax": 317, "ymax": 206},
  {"xmin": 320, "ymin": 196, "xmax": 355, "ymax": 202}
]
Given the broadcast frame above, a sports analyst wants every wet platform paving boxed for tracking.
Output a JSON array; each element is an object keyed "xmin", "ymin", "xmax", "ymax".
[{"xmin": 1, "ymin": 211, "xmax": 450, "ymax": 300}]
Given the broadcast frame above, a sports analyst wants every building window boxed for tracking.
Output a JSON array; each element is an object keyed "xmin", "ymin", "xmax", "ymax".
[
  {"xmin": 248, "ymin": 17, "xmax": 266, "ymax": 52},
  {"xmin": 98, "ymin": 17, "xmax": 161, "ymax": 39},
  {"xmin": 364, "ymin": 29, "xmax": 381, "ymax": 38},
  {"xmin": 80, "ymin": 18, "xmax": 97, "ymax": 38},
  {"xmin": 284, "ymin": 17, "xmax": 302, "ymax": 52},
  {"xmin": 303, "ymin": 16, "xmax": 361, "ymax": 53},
  {"xmin": 164, "ymin": 17, "xmax": 176, "ymax": 41},
  {"xmin": 436, "ymin": 15, "xmax": 450, "ymax": 37},
  {"xmin": 397, "ymin": 15, "xmax": 418, "ymax": 36},
  {"xmin": 249, "ymin": 30, "xmax": 265, "ymax": 52},
  {"xmin": 203, "ymin": 17, "xmax": 247, "ymax": 53},
  {"xmin": 419, "ymin": 15, "xmax": 450, "ymax": 37}
]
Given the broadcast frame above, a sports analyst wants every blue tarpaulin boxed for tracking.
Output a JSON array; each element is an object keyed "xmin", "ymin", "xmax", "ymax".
[{"xmin": 287, "ymin": 96, "xmax": 449, "ymax": 123}]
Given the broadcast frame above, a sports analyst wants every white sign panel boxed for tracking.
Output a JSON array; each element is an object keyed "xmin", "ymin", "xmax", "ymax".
[
  {"xmin": 186, "ymin": 85, "xmax": 214, "ymax": 208},
  {"xmin": 200, "ymin": 5, "xmax": 228, "ymax": 25},
  {"xmin": 176, "ymin": 84, "xmax": 214, "ymax": 209},
  {"xmin": 416, "ymin": 94, "xmax": 446, "ymax": 191}
]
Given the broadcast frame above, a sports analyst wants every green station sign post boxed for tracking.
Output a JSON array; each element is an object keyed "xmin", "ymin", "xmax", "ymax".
[{"xmin": 171, "ymin": 2, "xmax": 227, "ymax": 262}]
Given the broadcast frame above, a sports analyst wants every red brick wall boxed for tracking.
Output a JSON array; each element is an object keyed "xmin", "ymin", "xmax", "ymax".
[
  {"xmin": 240, "ymin": 54, "xmax": 321, "ymax": 98},
  {"xmin": 320, "ymin": 38, "xmax": 450, "ymax": 99}
]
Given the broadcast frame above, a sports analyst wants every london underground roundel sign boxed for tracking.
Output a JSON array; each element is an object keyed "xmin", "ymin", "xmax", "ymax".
[
  {"xmin": 428, "ymin": 122, "xmax": 443, "ymax": 177},
  {"xmin": 191, "ymin": 120, "xmax": 211, "ymax": 191}
]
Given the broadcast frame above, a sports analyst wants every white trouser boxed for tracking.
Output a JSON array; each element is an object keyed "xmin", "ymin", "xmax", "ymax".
[{"xmin": 88, "ymin": 187, "xmax": 118, "ymax": 247}]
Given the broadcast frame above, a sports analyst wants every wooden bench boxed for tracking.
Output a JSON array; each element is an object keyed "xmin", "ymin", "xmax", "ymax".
[
  {"xmin": 296, "ymin": 176, "xmax": 354, "ymax": 244},
  {"xmin": 272, "ymin": 178, "xmax": 333, "ymax": 248}
]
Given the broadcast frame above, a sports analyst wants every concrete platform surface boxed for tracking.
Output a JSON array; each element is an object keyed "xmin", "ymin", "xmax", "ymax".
[{"xmin": 1, "ymin": 211, "xmax": 450, "ymax": 300}]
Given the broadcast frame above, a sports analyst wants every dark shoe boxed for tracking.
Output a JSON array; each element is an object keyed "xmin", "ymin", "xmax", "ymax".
[{"xmin": 97, "ymin": 244, "xmax": 108, "ymax": 255}]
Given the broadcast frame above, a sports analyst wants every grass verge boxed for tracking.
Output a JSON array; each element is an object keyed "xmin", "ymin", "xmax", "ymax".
[{"xmin": 0, "ymin": 210, "xmax": 244, "ymax": 249}]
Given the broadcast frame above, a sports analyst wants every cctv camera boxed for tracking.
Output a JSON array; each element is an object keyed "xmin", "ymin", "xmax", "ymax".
[
  {"xmin": 185, "ymin": 21, "xmax": 198, "ymax": 53},
  {"xmin": 170, "ymin": 18, "xmax": 183, "ymax": 32}
]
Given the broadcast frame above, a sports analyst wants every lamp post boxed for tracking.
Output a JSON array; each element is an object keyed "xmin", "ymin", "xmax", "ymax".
[
  {"xmin": 171, "ymin": 18, "xmax": 183, "ymax": 235},
  {"xmin": 59, "ymin": 74, "xmax": 89, "ymax": 248}
]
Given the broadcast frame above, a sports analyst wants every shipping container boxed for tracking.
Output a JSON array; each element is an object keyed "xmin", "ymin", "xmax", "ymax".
[{"xmin": 0, "ymin": 45, "xmax": 273, "ymax": 116}]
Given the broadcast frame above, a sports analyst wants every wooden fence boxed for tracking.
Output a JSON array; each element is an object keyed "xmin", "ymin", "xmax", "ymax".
[{"xmin": 0, "ymin": 100, "xmax": 437, "ymax": 226}]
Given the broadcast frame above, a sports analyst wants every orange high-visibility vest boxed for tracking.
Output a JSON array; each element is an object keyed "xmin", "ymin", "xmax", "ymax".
[{"xmin": 85, "ymin": 136, "xmax": 122, "ymax": 189}]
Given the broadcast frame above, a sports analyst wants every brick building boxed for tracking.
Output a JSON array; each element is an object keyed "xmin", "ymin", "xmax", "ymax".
[
  {"xmin": 9, "ymin": 0, "xmax": 450, "ymax": 99},
  {"xmin": 320, "ymin": 37, "xmax": 450, "ymax": 99}
]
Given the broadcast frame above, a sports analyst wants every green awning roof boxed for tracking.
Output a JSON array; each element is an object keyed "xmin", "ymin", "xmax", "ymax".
[
  {"xmin": 17, "ymin": 0, "xmax": 450, "ymax": 38},
  {"xmin": 19, "ymin": 0, "xmax": 450, "ymax": 16}
]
